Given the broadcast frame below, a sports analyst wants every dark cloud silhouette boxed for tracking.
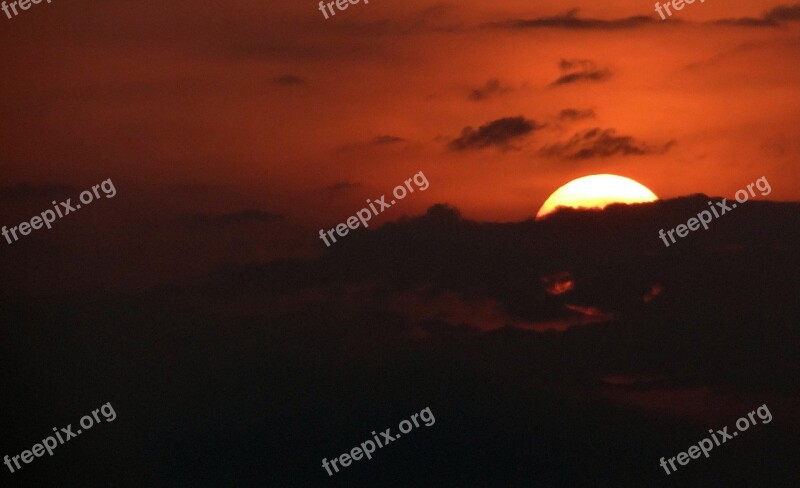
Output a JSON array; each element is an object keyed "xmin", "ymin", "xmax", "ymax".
[
  {"xmin": 712, "ymin": 2, "xmax": 800, "ymax": 27},
  {"xmin": 337, "ymin": 135, "xmax": 406, "ymax": 152},
  {"xmin": 713, "ymin": 17, "xmax": 778, "ymax": 27},
  {"xmin": 767, "ymin": 3, "xmax": 800, "ymax": 21},
  {"xmin": 209, "ymin": 198, "xmax": 800, "ymax": 353},
  {"xmin": 540, "ymin": 127, "xmax": 674, "ymax": 159},
  {"xmin": 324, "ymin": 181, "xmax": 362, "ymax": 199},
  {"xmin": 468, "ymin": 78, "xmax": 512, "ymax": 101},
  {"xmin": 481, "ymin": 4, "xmax": 800, "ymax": 31},
  {"xmin": 683, "ymin": 41, "xmax": 760, "ymax": 71},
  {"xmin": 372, "ymin": 135, "xmax": 405, "ymax": 144},
  {"xmin": 448, "ymin": 116, "xmax": 542, "ymax": 151},
  {"xmin": 272, "ymin": 74, "xmax": 304, "ymax": 85},
  {"xmin": 486, "ymin": 8, "xmax": 656, "ymax": 30},
  {"xmin": 558, "ymin": 108, "xmax": 596, "ymax": 121},
  {"xmin": 551, "ymin": 70, "xmax": 612, "ymax": 86},
  {"xmin": 551, "ymin": 59, "xmax": 612, "ymax": 87},
  {"xmin": 4, "ymin": 197, "xmax": 800, "ymax": 486}
]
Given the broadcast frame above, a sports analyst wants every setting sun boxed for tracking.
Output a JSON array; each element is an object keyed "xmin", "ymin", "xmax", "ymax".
[{"xmin": 536, "ymin": 174, "xmax": 658, "ymax": 219}]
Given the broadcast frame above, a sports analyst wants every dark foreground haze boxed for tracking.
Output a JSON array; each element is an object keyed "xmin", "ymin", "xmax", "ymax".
[{"xmin": 2, "ymin": 198, "xmax": 798, "ymax": 486}]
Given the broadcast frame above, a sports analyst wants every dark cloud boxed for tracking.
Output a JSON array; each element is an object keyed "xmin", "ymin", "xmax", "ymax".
[
  {"xmin": 372, "ymin": 135, "xmax": 405, "ymax": 144},
  {"xmin": 712, "ymin": 17, "xmax": 778, "ymax": 27},
  {"xmin": 485, "ymin": 8, "xmax": 656, "ymax": 30},
  {"xmin": 540, "ymin": 128, "xmax": 674, "ymax": 159},
  {"xmin": 551, "ymin": 70, "xmax": 612, "ymax": 86},
  {"xmin": 209, "ymin": 198, "xmax": 800, "ymax": 348},
  {"xmin": 181, "ymin": 209, "xmax": 283, "ymax": 227},
  {"xmin": 449, "ymin": 116, "xmax": 542, "ymax": 151},
  {"xmin": 0, "ymin": 183, "xmax": 75, "ymax": 202},
  {"xmin": 468, "ymin": 78, "xmax": 512, "ymax": 101},
  {"xmin": 551, "ymin": 59, "xmax": 612, "ymax": 87},
  {"xmin": 712, "ymin": 3, "xmax": 800, "ymax": 27},
  {"xmin": 272, "ymin": 75, "xmax": 304, "ymax": 85},
  {"xmin": 683, "ymin": 42, "xmax": 759, "ymax": 71},
  {"xmin": 338, "ymin": 135, "xmax": 406, "ymax": 152},
  {"xmin": 324, "ymin": 181, "xmax": 362, "ymax": 199},
  {"xmin": 767, "ymin": 3, "xmax": 800, "ymax": 22},
  {"xmin": 558, "ymin": 108, "xmax": 596, "ymax": 121},
  {"xmin": 5, "ymin": 196, "xmax": 800, "ymax": 486}
]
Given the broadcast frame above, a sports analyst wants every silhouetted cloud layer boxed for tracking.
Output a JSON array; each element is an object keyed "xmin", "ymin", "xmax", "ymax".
[
  {"xmin": 486, "ymin": 8, "xmax": 655, "ymax": 30},
  {"xmin": 4, "ymin": 198, "xmax": 800, "ymax": 486},
  {"xmin": 713, "ymin": 2, "xmax": 800, "ymax": 27}
]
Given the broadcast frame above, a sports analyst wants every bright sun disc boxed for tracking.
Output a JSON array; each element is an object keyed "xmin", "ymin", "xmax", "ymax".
[{"xmin": 536, "ymin": 174, "xmax": 658, "ymax": 219}]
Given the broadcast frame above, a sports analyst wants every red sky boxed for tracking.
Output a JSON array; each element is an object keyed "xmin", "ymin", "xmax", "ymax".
[{"xmin": 1, "ymin": 0, "xmax": 798, "ymax": 272}]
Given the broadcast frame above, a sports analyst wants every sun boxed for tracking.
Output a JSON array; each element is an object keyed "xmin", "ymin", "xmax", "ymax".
[{"xmin": 536, "ymin": 174, "xmax": 658, "ymax": 219}]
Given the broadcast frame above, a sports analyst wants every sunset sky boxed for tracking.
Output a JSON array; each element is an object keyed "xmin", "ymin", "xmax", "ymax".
[
  {"xmin": 2, "ymin": 3, "xmax": 799, "ymax": 486},
  {"xmin": 2, "ymin": 0, "xmax": 798, "ymax": 229},
  {"xmin": 1, "ymin": 1, "xmax": 799, "ymax": 293}
]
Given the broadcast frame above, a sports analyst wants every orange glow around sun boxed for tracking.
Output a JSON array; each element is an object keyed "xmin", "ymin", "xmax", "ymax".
[{"xmin": 536, "ymin": 174, "xmax": 658, "ymax": 219}]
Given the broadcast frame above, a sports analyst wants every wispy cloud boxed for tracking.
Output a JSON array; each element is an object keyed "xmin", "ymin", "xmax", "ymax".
[
  {"xmin": 372, "ymin": 135, "xmax": 405, "ymax": 145},
  {"xmin": 550, "ymin": 59, "xmax": 612, "ymax": 87},
  {"xmin": 540, "ymin": 128, "xmax": 674, "ymax": 160},
  {"xmin": 337, "ymin": 135, "xmax": 407, "ymax": 152},
  {"xmin": 324, "ymin": 182, "xmax": 362, "ymax": 199},
  {"xmin": 468, "ymin": 78, "xmax": 513, "ymax": 101},
  {"xmin": 551, "ymin": 70, "xmax": 612, "ymax": 86},
  {"xmin": 485, "ymin": 8, "xmax": 656, "ymax": 31},
  {"xmin": 557, "ymin": 108, "xmax": 596, "ymax": 121},
  {"xmin": 449, "ymin": 116, "xmax": 543, "ymax": 151}
]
